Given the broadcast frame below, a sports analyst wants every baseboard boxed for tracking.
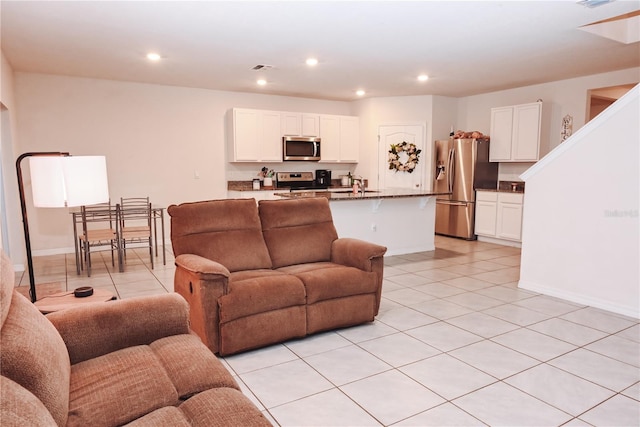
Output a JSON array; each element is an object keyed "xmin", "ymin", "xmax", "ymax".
[
  {"xmin": 477, "ymin": 236, "xmax": 522, "ymax": 248},
  {"xmin": 32, "ymin": 246, "xmax": 77, "ymax": 257},
  {"xmin": 386, "ymin": 244, "xmax": 436, "ymax": 256},
  {"xmin": 518, "ymin": 279, "xmax": 640, "ymax": 320}
]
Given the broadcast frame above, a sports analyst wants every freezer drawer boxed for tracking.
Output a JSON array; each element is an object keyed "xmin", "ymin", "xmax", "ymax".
[{"xmin": 435, "ymin": 200, "xmax": 476, "ymax": 240}]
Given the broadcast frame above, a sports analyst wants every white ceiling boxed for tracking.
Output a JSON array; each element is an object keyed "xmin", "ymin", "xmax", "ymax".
[{"xmin": 2, "ymin": 1, "xmax": 639, "ymax": 101}]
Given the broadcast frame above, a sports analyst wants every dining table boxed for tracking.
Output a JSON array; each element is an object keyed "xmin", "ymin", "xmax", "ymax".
[{"xmin": 71, "ymin": 204, "xmax": 166, "ymax": 274}]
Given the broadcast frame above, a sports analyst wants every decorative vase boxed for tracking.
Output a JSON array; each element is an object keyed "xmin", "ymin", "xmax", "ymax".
[{"xmin": 263, "ymin": 177, "xmax": 273, "ymax": 188}]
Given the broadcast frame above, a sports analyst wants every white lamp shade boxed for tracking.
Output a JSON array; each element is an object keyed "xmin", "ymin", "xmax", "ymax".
[
  {"xmin": 30, "ymin": 157, "xmax": 66, "ymax": 207},
  {"xmin": 30, "ymin": 156, "xmax": 110, "ymax": 208}
]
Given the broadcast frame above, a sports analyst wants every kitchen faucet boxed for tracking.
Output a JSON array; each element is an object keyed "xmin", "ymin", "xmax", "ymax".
[{"xmin": 353, "ymin": 176, "xmax": 365, "ymax": 196}]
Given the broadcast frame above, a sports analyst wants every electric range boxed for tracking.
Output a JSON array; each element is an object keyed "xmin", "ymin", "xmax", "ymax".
[{"xmin": 275, "ymin": 172, "xmax": 329, "ymax": 191}]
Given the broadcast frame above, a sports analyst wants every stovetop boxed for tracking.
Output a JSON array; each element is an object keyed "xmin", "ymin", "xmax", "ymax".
[{"xmin": 275, "ymin": 172, "xmax": 329, "ymax": 190}]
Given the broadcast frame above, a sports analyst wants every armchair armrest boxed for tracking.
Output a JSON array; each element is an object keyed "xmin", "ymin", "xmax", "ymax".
[
  {"xmin": 331, "ymin": 238, "xmax": 387, "ymax": 272},
  {"xmin": 173, "ymin": 254, "xmax": 231, "ymax": 354},
  {"xmin": 47, "ymin": 293, "xmax": 190, "ymax": 365}
]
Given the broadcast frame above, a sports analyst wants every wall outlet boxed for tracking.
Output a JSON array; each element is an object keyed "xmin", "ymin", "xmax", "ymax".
[{"xmin": 371, "ymin": 223, "xmax": 377, "ymax": 232}]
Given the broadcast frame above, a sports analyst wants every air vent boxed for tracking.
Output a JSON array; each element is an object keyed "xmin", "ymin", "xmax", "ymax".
[{"xmin": 252, "ymin": 64, "xmax": 273, "ymax": 70}]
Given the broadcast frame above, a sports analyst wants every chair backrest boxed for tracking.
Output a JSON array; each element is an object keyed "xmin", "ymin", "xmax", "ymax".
[
  {"xmin": 258, "ymin": 197, "xmax": 338, "ymax": 268},
  {"xmin": 0, "ymin": 251, "xmax": 71, "ymax": 426},
  {"xmin": 80, "ymin": 201, "xmax": 116, "ymax": 239},
  {"xmin": 168, "ymin": 199, "xmax": 272, "ymax": 272},
  {"xmin": 119, "ymin": 197, "xmax": 152, "ymax": 231},
  {"xmin": 81, "ymin": 201, "xmax": 114, "ymax": 227}
]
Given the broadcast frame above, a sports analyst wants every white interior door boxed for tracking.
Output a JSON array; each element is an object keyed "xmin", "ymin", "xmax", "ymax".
[{"xmin": 378, "ymin": 124, "xmax": 426, "ymax": 190}]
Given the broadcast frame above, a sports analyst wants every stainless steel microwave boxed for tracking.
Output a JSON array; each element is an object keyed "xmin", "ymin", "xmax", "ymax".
[{"xmin": 283, "ymin": 136, "xmax": 321, "ymax": 161}]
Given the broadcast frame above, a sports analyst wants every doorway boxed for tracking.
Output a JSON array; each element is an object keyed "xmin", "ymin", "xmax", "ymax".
[{"xmin": 587, "ymin": 83, "xmax": 636, "ymax": 122}]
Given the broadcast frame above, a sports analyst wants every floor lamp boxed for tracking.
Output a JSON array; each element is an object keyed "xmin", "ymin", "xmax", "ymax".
[{"xmin": 16, "ymin": 153, "xmax": 109, "ymax": 302}]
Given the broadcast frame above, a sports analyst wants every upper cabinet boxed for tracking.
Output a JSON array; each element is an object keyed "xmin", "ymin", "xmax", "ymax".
[
  {"xmin": 229, "ymin": 108, "xmax": 359, "ymax": 163},
  {"xmin": 319, "ymin": 115, "xmax": 359, "ymax": 163},
  {"xmin": 229, "ymin": 108, "xmax": 282, "ymax": 162},
  {"xmin": 282, "ymin": 113, "xmax": 320, "ymax": 137},
  {"xmin": 489, "ymin": 101, "xmax": 548, "ymax": 162}
]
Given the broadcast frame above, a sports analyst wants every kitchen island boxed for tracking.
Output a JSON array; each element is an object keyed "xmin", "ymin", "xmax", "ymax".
[{"xmin": 276, "ymin": 188, "xmax": 449, "ymax": 255}]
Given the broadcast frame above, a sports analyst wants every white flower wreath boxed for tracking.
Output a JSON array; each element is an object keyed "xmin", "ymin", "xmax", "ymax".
[{"xmin": 388, "ymin": 141, "xmax": 421, "ymax": 173}]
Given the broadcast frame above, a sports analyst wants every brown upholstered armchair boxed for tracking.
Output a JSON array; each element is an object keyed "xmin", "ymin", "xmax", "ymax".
[
  {"xmin": 168, "ymin": 197, "xmax": 387, "ymax": 356},
  {"xmin": 0, "ymin": 251, "xmax": 270, "ymax": 427}
]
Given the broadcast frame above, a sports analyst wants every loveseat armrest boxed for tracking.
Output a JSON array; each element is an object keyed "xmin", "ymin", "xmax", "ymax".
[
  {"xmin": 332, "ymin": 238, "xmax": 387, "ymax": 315},
  {"xmin": 47, "ymin": 293, "xmax": 190, "ymax": 365},
  {"xmin": 173, "ymin": 254, "xmax": 230, "ymax": 354},
  {"xmin": 175, "ymin": 254, "xmax": 231, "ymax": 280},
  {"xmin": 331, "ymin": 238, "xmax": 387, "ymax": 272}
]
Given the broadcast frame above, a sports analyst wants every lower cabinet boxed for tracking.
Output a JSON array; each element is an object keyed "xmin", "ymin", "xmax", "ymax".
[{"xmin": 475, "ymin": 191, "xmax": 524, "ymax": 242}]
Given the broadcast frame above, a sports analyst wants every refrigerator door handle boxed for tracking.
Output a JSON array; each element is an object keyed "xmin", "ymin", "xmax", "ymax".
[
  {"xmin": 437, "ymin": 200, "xmax": 469, "ymax": 207},
  {"xmin": 447, "ymin": 148, "xmax": 455, "ymax": 194}
]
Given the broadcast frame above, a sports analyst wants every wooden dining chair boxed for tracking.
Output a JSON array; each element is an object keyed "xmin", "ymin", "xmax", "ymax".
[
  {"xmin": 78, "ymin": 202, "xmax": 118, "ymax": 277},
  {"xmin": 118, "ymin": 197, "xmax": 154, "ymax": 269}
]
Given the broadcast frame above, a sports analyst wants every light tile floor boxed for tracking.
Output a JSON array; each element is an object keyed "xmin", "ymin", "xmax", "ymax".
[{"xmin": 17, "ymin": 236, "xmax": 640, "ymax": 426}]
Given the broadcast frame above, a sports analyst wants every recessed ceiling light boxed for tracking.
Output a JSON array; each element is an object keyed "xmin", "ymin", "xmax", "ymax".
[
  {"xmin": 417, "ymin": 74, "xmax": 429, "ymax": 82},
  {"xmin": 257, "ymin": 79, "xmax": 267, "ymax": 86},
  {"xmin": 356, "ymin": 90, "xmax": 366, "ymax": 96},
  {"xmin": 306, "ymin": 58, "xmax": 318, "ymax": 66},
  {"xmin": 146, "ymin": 52, "xmax": 161, "ymax": 61}
]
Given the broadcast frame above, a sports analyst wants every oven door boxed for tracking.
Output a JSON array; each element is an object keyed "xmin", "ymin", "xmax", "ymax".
[{"xmin": 283, "ymin": 137, "xmax": 321, "ymax": 161}]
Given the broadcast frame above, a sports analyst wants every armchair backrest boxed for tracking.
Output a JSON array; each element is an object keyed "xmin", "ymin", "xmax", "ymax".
[
  {"xmin": 259, "ymin": 197, "xmax": 338, "ymax": 268},
  {"xmin": 0, "ymin": 251, "xmax": 71, "ymax": 426},
  {"xmin": 168, "ymin": 199, "xmax": 273, "ymax": 272}
]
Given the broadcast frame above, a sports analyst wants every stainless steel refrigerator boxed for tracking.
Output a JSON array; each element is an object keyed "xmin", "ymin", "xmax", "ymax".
[{"xmin": 434, "ymin": 138, "xmax": 498, "ymax": 240}]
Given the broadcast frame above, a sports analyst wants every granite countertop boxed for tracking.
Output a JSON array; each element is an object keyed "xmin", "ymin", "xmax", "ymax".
[
  {"xmin": 275, "ymin": 188, "xmax": 450, "ymax": 201},
  {"xmin": 476, "ymin": 181, "xmax": 525, "ymax": 194}
]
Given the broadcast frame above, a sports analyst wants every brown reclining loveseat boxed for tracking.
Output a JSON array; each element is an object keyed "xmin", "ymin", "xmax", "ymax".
[{"xmin": 168, "ymin": 197, "xmax": 387, "ymax": 355}]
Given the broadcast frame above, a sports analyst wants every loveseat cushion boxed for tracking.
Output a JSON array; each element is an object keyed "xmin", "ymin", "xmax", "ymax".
[
  {"xmin": 0, "ymin": 293, "xmax": 70, "ymax": 427},
  {"xmin": 220, "ymin": 271, "xmax": 306, "ymax": 322},
  {"xmin": 178, "ymin": 387, "xmax": 272, "ymax": 426},
  {"xmin": 259, "ymin": 198, "xmax": 338, "ymax": 268},
  {"xmin": 277, "ymin": 262, "xmax": 379, "ymax": 304},
  {"xmin": 149, "ymin": 334, "xmax": 239, "ymax": 398},
  {"xmin": 169, "ymin": 199, "xmax": 272, "ymax": 272},
  {"xmin": 68, "ymin": 345, "xmax": 179, "ymax": 427},
  {"xmin": 124, "ymin": 406, "xmax": 191, "ymax": 427},
  {"xmin": 0, "ymin": 376, "xmax": 57, "ymax": 427}
]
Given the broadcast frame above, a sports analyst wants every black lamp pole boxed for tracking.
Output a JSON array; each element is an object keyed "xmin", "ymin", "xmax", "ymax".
[{"xmin": 16, "ymin": 152, "xmax": 70, "ymax": 303}]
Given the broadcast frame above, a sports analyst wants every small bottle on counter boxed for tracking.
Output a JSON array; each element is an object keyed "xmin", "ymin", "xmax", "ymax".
[{"xmin": 252, "ymin": 179, "xmax": 260, "ymax": 190}]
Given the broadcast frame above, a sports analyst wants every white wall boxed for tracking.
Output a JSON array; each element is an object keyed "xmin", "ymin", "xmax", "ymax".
[
  {"xmin": 0, "ymin": 52, "xmax": 23, "ymax": 263},
  {"xmin": 459, "ymin": 67, "xmax": 639, "ymax": 181},
  {"xmin": 519, "ymin": 86, "xmax": 639, "ymax": 318},
  {"xmin": 11, "ymin": 73, "xmax": 351, "ymax": 259}
]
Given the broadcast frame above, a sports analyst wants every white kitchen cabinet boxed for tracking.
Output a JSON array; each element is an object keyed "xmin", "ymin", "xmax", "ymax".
[
  {"xmin": 281, "ymin": 113, "xmax": 319, "ymax": 136},
  {"xmin": 319, "ymin": 114, "xmax": 359, "ymax": 163},
  {"xmin": 230, "ymin": 108, "xmax": 357, "ymax": 163},
  {"xmin": 475, "ymin": 191, "xmax": 523, "ymax": 242},
  {"xmin": 474, "ymin": 191, "xmax": 498, "ymax": 236},
  {"xmin": 489, "ymin": 101, "xmax": 546, "ymax": 162},
  {"xmin": 229, "ymin": 108, "xmax": 282, "ymax": 162},
  {"xmin": 496, "ymin": 192, "xmax": 524, "ymax": 241}
]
